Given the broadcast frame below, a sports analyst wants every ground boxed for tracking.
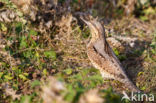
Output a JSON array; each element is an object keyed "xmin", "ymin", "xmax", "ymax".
[{"xmin": 0, "ymin": 0, "xmax": 156, "ymax": 103}]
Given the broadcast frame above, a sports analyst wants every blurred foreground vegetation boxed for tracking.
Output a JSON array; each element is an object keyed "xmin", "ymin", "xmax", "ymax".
[{"xmin": 0, "ymin": 0, "xmax": 156, "ymax": 103}]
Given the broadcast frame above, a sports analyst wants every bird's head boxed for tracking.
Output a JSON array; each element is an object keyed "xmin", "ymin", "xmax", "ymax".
[{"xmin": 80, "ymin": 15, "xmax": 105, "ymax": 42}]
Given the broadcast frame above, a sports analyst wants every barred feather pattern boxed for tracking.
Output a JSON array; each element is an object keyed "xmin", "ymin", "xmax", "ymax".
[{"xmin": 80, "ymin": 15, "xmax": 140, "ymax": 92}]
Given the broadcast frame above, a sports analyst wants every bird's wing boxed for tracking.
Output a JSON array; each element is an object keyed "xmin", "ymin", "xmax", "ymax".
[
  {"xmin": 93, "ymin": 38, "xmax": 127, "ymax": 78},
  {"xmin": 81, "ymin": 14, "xmax": 140, "ymax": 92},
  {"xmin": 93, "ymin": 38, "xmax": 113, "ymax": 57}
]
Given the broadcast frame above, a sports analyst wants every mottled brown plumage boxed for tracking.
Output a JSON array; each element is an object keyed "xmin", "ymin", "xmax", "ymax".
[{"xmin": 80, "ymin": 15, "xmax": 140, "ymax": 92}]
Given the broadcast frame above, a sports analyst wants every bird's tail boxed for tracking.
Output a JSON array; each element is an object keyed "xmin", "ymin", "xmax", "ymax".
[{"xmin": 121, "ymin": 77, "xmax": 141, "ymax": 92}]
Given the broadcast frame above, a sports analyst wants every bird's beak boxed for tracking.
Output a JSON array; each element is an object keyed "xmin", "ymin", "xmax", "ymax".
[{"xmin": 80, "ymin": 15, "xmax": 90, "ymax": 26}]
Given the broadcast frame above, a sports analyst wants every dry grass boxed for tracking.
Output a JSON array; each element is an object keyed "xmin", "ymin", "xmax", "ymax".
[{"xmin": 0, "ymin": 0, "xmax": 156, "ymax": 103}]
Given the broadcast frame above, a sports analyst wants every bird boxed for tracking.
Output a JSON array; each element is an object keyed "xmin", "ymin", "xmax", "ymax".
[{"xmin": 80, "ymin": 15, "xmax": 140, "ymax": 92}]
